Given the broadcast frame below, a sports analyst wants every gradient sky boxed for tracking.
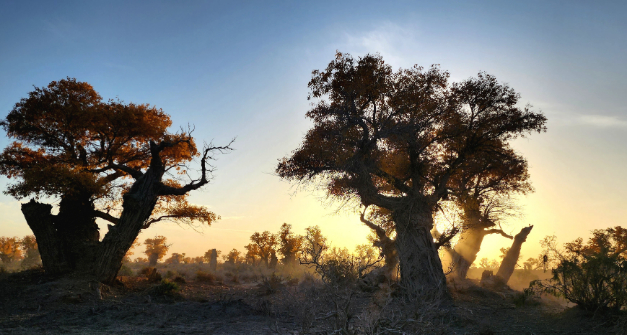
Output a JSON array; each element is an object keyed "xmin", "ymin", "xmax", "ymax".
[{"xmin": 1, "ymin": 1, "xmax": 625, "ymax": 262}]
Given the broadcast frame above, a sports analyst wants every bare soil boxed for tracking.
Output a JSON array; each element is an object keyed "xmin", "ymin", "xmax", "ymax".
[{"xmin": 0, "ymin": 269, "xmax": 624, "ymax": 334}]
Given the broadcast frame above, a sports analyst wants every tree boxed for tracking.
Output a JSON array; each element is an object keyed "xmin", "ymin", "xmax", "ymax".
[
  {"xmin": 0, "ymin": 237, "xmax": 22, "ymax": 264},
  {"xmin": 223, "ymin": 248, "xmax": 242, "ymax": 265},
  {"xmin": 495, "ymin": 225, "xmax": 533, "ymax": 283},
  {"xmin": 0, "ymin": 78, "xmax": 232, "ymax": 283},
  {"xmin": 300, "ymin": 225, "xmax": 328, "ymax": 265},
  {"xmin": 20, "ymin": 235, "xmax": 41, "ymax": 268},
  {"xmin": 277, "ymin": 52, "xmax": 546, "ymax": 300},
  {"xmin": 245, "ymin": 231, "xmax": 278, "ymax": 267},
  {"xmin": 165, "ymin": 252, "xmax": 187, "ymax": 264},
  {"xmin": 144, "ymin": 236, "xmax": 170, "ymax": 266},
  {"xmin": 448, "ymin": 144, "xmax": 532, "ymax": 279},
  {"xmin": 277, "ymin": 223, "xmax": 303, "ymax": 267}
]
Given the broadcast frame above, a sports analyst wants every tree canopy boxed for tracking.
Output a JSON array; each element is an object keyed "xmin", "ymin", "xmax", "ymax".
[{"xmin": 0, "ymin": 78, "xmax": 217, "ymax": 228}]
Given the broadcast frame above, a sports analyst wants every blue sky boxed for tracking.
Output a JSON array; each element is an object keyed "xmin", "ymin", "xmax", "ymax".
[{"xmin": 1, "ymin": 1, "xmax": 626, "ymax": 260}]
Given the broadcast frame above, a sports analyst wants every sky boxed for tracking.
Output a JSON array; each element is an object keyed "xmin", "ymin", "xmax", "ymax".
[{"xmin": 0, "ymin": 1, "xmax": 626, "ymax": 262}]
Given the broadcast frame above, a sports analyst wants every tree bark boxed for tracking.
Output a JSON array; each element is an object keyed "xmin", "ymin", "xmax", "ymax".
[
  {"xmin": 393, "ymin": 203, "xmax": 449, "ymax": 301},
  {"xmin": 21, "ymin": 200, "xmax": 68, "ymax": 274},
  {"xmin": 496, "ymin": 225, "xmax": 533, "ymax": 283},
  {"xmin": 94, "ymin": 170, "xmax": 162, "ymax": 283}
]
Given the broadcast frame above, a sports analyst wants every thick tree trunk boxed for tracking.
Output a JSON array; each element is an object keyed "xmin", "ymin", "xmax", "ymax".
[
  {"xmin": 209, "ymin": 249, "xmax": 218, "ymax": 271},
  {"xmin": 55, "ymin": 193, "xmax": 100, "ymax": 272},
  {"xmin": 451, "ymin": 227, "xmax": 486, "ymax": 279},
  {"xmin": 94, "ymin": 171, "xmax": 162, "ymax": 283},
  {"xmin": 393, "ymin": 204, "xmax": 449, "ymax": 301},
  {"xmin": 496, "ymin": 225, "xmax": 533, "ymax": 283},
  {"xmin": 21, "ymin": 200, "xmax": 68, "ymax": 274},
  {"xmin": 148, "ymin": 253, "xmax": 159, "ymax": 267}
]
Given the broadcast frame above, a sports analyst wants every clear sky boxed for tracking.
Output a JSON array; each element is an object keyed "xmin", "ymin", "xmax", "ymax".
[{"xmin": 1, "ymin": 1, "xmax": 626, "ymax": 262}]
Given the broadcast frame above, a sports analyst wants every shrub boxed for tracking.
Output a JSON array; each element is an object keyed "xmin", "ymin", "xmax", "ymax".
[
  {"xmin": 257, "ymin": 273, "xmax": 285, "ymax": 295},
  {"xmin": 140, "ymin": 267, "xmax": 162, "ymax": 282},
  {"xmin": 531, "ymin": 227, "xmax": 627, "ymax": 312},
  {"xmin": 154, "ymin": 279, "xmax": 180, "ymax": 295},
  {"xmin": 196, "ymin": 271, "xmax": 215, "ymax": 283},
  {"xmin": 118, "ymin": 265, "xmax": 133, "ymax": 277}
]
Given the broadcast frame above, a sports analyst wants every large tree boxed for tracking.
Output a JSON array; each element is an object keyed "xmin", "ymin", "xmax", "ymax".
[
  {"xmin": 0, "ymin": 78, "xmax": 231, "ymax": 283},
  {"xmin": 277, "ymin": 53, "xmax": 546, "ymax": 300}
]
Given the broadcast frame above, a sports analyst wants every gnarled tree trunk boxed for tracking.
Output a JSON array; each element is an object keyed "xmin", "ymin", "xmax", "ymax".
[
  {"xmin": 393, "ymin": 204, "xmax": 449, "ymax": 301},
  {"xmin": 496, "ymin": 225, "xmax": 533, "ymax": 283},
  {"xmin": 94, "ymin": 170, "xmax": 163, "ymax": 283}
]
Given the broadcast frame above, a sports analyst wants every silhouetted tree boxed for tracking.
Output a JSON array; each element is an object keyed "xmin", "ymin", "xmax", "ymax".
[
  {"xmin": 496, "ymin": 225, "xmax": 533, "ymax": 282},
  {"xmin": 448, "ymin": 140, "xmax": 533, "ymax": 279},
  {"xmin": 277, "ymin": 223, "xmax": 303, "ymax": 267},
  {"xmin": 278, "ymin": 52, "xmax": 546, "ymax": 300},
  {"xmin": 144, "ymin": 236, "xmax": 170, "ymax": 266},
  {"xmin": 223, "ymin": 248, "xmax": 242, "ymax": 265},
  {"xmin": 246, "ymin": 231, "xmax": 277, "ymax": 267},
  {"xmin": 0, "ymin": 78, "xmax": 232, "ymax": 282}
]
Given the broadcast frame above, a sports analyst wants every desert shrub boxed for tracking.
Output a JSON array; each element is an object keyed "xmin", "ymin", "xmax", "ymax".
[
  {"xmin": 196, "ymin": 271, "xmax": 215, "ymax": 283},
  {"xmin": 118, "ymin": 265, "xmax": 134, "ymax": 277},
  {"xmin": 513, "ymin": 287, "xmax": 538, "ymax": 307},
  {"xmin": 154, "ymin": 279, "xmax": 180, "ymax": 295},
  {"xmin": 173, "ymin": 275, "xmax": 186, "ymax": 284},
  {"xmin": 140, "ymin": 266, "xmax": 162, "ymax": 282},
  {"xmin": 531, "ymin": 227, "xmax": 627, "ymax": 312},
  {"xmin": 257, "ymin": 273, "xmax": 285, "ymax": 295}
]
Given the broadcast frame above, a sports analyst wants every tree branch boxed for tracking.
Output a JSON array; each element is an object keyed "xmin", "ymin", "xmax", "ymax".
[
  {"xmin": 158, "ymin": 140, "xmax": 234, "ymax": 196},
  {"xmin": 484, "ymin": 229, "xmax": 513, "ymax": 239},
  {"xmin": 93, "ymin": 210, "xmax": 120, "ymax": 225}
]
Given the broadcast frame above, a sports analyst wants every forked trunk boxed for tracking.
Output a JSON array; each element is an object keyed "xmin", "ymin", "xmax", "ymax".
[
  {"xmin": 496, "ymin": 225, "xmax": 533, "ymax": 283},
  {"xmin": 393, "ymin": 205, "xmax": 449, "ymax": 301}
]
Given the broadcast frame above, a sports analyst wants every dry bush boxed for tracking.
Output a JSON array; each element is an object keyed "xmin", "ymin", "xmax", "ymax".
[
  {"xmin": 531, "ymin": 227, "xmax": 627, "ymax": 312},
  {"xmin": 196, "ymin": 271, "xmax": 217, "ymax": 284},
  {"xmin": 257, "ymin": 273, "xmax": 285, "ymax": 295},
  {"xmin": 140, "ymin": 267, "xmax": 162, "ymax": 282}
]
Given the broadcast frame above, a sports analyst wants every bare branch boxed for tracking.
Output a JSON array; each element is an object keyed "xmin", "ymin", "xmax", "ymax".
[
  {"xmin": 93, "ymin": 210, "xmax": 120, "ymax": 225},
  {"xmin": 484, "ymin": 228, "xmax": 513, "ymax": 239},
  {"xmin": 158, "ymin": 140, "xmax": 234, "ymax": 196}
]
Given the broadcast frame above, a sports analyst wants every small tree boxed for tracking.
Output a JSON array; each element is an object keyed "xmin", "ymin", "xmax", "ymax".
[
  {"xmin": 144, "ymin": 236, "xmax": 170, "ymax": 266},
  {"xmin": 0, "ymin": 237, "xmax": 22, "ymax": 264},
  {"xmin": 277, "ymin": 223, "xmax": 303, "ymax": 267},
  {"xmin": 223, "ymin": 248, "xmax": 242, "ymax": 265},
  {"xmin": 20, "ymin": 235, "xmax": 40, "ymax": 268},
  {"xmin": 246, "ymin": 231, "xmax": 278, "ymax": 267}
]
